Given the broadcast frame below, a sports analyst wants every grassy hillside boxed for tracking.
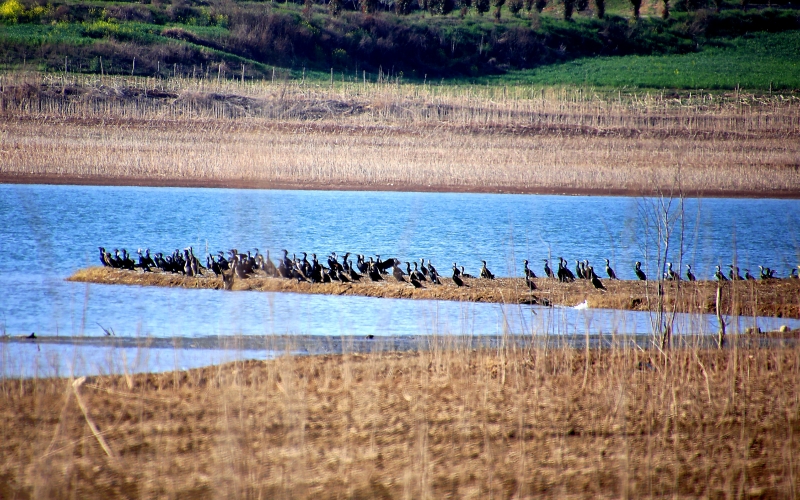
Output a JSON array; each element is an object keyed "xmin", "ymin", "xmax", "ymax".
[
  {"xmin": 482, "ymin": 30, "xmax": 800, "ymax": 89},
  {"xmin": 1, "ymin": 0, "xmax": 799, "ymax": 89}
]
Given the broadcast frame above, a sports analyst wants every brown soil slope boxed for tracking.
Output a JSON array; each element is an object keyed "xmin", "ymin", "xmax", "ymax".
[{"xmin": 69, "ymin": 266, "xmax": 800, "ymax": 319}]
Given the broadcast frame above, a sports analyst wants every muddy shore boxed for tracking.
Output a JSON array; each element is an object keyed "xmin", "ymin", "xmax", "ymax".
[
  {"xmin": 4, "ymin": 172, "xmax": 800, "ymax": 199},
  {"xmin": 68, "ymin": 267, "xmax": 800, "ymax": 319}
]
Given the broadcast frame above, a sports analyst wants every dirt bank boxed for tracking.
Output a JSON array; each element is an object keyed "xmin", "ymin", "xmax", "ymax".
[
  {"xmin": 4, "ymin": 172, "xmax": 800, "ymax": 199},
  {"xmin": 2, "ymin": 348, "xmax": 799, "ymax": 498},
  {"xmin": 68, "ymin": 266, "xmax": 800, "ymax": 319}
]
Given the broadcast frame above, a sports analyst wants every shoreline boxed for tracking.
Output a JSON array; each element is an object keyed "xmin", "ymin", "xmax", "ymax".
[
  {"xmin": 68, "ymin": 267, "xmax": 800, "ymax": 320},
  {"xmin": 4, "ymin": 173, "xmax": 800, "ymax": 199}
]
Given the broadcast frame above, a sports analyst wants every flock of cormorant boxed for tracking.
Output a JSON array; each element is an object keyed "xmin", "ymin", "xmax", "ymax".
[{"xmin": 97, "ymin": 247, "xmax": 800, "ymax": 291}]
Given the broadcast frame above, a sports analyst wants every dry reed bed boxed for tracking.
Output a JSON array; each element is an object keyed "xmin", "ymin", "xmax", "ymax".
[
  {"xmin": 2, "ymin": 73, "xmax": 800, "ymax": 196},
  {"xmin": 69, "ymin": 267, "xmax": 800, "ymax": 320},
  {"xmin": 1, "ymin": 347, "xmax": 798, "ymax": 498}
]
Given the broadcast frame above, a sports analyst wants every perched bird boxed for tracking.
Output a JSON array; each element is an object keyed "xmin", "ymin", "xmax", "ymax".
[
  {"xmin": 427, "ymin": 261, "xmax": 441, "ymax": 284},
  {"xmin": 480, "ymin": 261, "xmax": 495, "ymax": 280},
  {"xmin": 575, "ymin": 260, "xmax": 585, "ymax": 280},
  {"xmin": 604, "ymin": 259, "xmax": 618, "ymax": 280},
  {"xmin": 367, "ymin": 261, "xmax": 383, "ymax": 282},
  {"xmin": 744, "ymin": 269, "xmax": 756, "ymax": 281},
  {"xmin": 664, "ymin": 262, "xmax": 679, "ymax": 281},
  {"xmin": 208, "ymin": 255, "xmax": 222, "ymax": 277},
  {"xmin": 523, "ymin": 260, "xmax": 536, "ymax": 279},
  {"xmin": 557, "ymin": 258, "xmax": 575, "ymax": 282},
  {"xmin": 589, "ymin": 266, "xmax": 606, "ymax": 291},
  {"xmin": 525, "ymin": 276, "xmax": 537, "ymax": 291},
  {"xmin": 634, "ymin": 261, "xmax": 647, "ymax": 281},
  {"xmin": 98, "ymin": 247, "xmax": 110, "ymax": 267},
  {"xmin": 452, "ymin": 266, "xmax": 466, "ymax": 287},
  {"xmin": 685, "ymin": 264, "xmax": 696, "ymax": 282},
  {"xmin": 460, "ymin": 266, "xmax": 473, "ymax": 279},
  {"xmin": 728, "ymin": 265, "xmax": 743, "ymax": 281},
  {"xmin": 410, "ymin": 276, "xmax": 425, "ymax": 288},
  {"xmin": 714, "ymin": 265, "xmax": 728, "ymax": 282},
  {"xmin": 356, "ymin": 254, "xmax": 368, "ymax": 274},
  {"xmin": 411, "ymin": 262, "xmax": 427, "ymax": 282},
  {"xmin": 543, "ymin": 259, "xmax": 554, "ymax": 279},
  {"xmin": 392, "ymin": 259, "xmax": 406, "ymax": 282}
]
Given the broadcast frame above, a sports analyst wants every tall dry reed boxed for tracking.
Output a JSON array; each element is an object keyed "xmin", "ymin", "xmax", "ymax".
[
  {"xmin": 1, "ymin": 340, "xmax": 798, "ymax": 498},
  {"xmin": 1, "ymin": 71, "xmax": 799, "ymax": 195}
]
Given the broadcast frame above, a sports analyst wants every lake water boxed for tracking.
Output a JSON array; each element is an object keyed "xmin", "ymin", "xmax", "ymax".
[{"xmin": 1, "ymin": 184, "xmax": 798, "ymax": 376}]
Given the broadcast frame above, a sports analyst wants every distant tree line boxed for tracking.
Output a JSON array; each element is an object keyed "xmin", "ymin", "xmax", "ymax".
[{"xmin": 1, "ymin": 0, "xmax": 799, "ymax": 78}]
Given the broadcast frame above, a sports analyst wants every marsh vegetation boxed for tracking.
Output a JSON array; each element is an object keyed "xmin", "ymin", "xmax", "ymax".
[
  {"xmin": 2, "ymin": 72, "xmax": 799, "ymax": 196},
  {"xmin": 2, "ymin": 345, "xmax": 799, "ymax": 498}
]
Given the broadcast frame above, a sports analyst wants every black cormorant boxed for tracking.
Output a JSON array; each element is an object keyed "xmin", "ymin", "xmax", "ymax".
[
  {"xmin": 604, "ymin": 259, "xmax": 618, "ymax": 280},
  {"xmin": 367, "ymin": 260, "xmax": 383, "ymax": 281},
  {"xmin": 634, "ymin": 261, "xmax": 647, "ymax": 281},
  {"xmin": 575, "ymin": 260, "xmax": 584, "ymax": 280},
  {"xmin": 98, "ymin": 247, "xmax": 109, "ymax": 267},
  {"xmin": 480, "ymin": 261, "xmax": 495, "ymax": 279},
  {"xmin": 665, "ymin": 262, "xmax": 679, "ymax": 281},
  {"xmin": 412, "ymin": 262, "xmax": 427, "ymax": 282},
  {"xmin": 208, "ymin": 255, "xmax": 222, "ymax": 276},
  {"xmin": 452, "ymin": 265, "xmax": 466, "ymax": 287},
  {"xmin": 543, "ymin": 259, "xmax": 554, "ymax": 279},
  {"xmin": 357, "ymin": 255, "xmax": 368, "ymax": 274},
  {"xmin": 392, "ymin": 260, "xmax": 406, "ymax": 282},
  {"xmin": 523, "ymin": 260, "xmax": 536, "ymax": 279},
  {"xmin": 714, "ymin": 265, "xmax": 728, "ymax": 282},
  {"xmin": 685, "ymin": 264, "xmax": 696, "ymax": 282},
  {"xmin": 589, "ymin": 266, "xmax": 606, "ymax": 291},
  {"xmin": 557, "ymin": 258, "xmax": 575, "ymax": 282}
]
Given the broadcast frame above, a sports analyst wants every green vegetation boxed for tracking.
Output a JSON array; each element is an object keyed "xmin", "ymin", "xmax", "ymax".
[
  {"xmin": 484, "ymin": 31, "xmax": 800, "ymax": 89},
  {"xmin": 0, "ymin": 0, "xmax": 798, "ymax": 89}
]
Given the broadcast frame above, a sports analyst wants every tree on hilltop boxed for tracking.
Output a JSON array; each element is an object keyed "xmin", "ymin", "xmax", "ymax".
[
  {"xmin": 493, "ymin": 0, "xmax": 506, "ymax": 19},
  {"xmin": 564, "ymin": 0, "xmax": 575, "ymax": 20},
  {"xmin": 630, "ymin": 0, "xmax": 642, "ymax": 19},
  {"xmin": 595, "ymin": 0, "xmax": 605, "ymax": 18}
]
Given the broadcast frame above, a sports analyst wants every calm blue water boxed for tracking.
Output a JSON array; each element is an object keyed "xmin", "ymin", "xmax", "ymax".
[{"xmin": 0, "ymin": 184, "xmax": 798, "ymax": 376}]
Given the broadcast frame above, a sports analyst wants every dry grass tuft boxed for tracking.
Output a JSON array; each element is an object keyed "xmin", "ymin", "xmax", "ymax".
[{"xmin": 1, "ymin": 346, "xmax": 799, "ymax": 498}]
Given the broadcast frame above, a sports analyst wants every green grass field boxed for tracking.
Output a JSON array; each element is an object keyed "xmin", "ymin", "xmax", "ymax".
[{"xmin": 481, "ymin": 30, "xmax": 800, "ymax": 90}]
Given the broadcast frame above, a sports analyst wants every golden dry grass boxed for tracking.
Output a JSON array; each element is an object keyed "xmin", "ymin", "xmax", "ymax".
[
  {"xmin": 2, "ymin": 72, "xmax": 800, "ymax": 196},
  {"xmin": 2, "ymin": 346, "xmax": 799, "ymax": 498},
  {"xmin": 69, "ymin": 266, "xmax": 800, "ymax": 320}
]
